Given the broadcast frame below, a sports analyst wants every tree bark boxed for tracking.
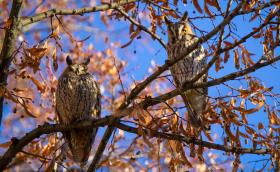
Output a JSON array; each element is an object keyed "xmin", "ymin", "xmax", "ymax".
[{"xmin": 0, "ymin": 0, "xmax": 23, "ymax": 126}]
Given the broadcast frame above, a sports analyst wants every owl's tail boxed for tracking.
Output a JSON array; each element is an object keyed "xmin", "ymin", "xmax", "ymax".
[
  {"xmin": 64, "ymin": 128, "xmax": 98, "ymax": 164},
  {"xmin": 181, "ymin": 90, "xmax": 209, "ymax": 130}
]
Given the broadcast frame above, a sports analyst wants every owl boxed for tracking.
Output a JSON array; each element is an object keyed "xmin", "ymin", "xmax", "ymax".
[
  {"xmin": 55, "ymin": 56, "xmax": 101, "ymax": 164},
  {"xmin": 165, "ymin": 13, "xmax": 208, "ymax": 130}
]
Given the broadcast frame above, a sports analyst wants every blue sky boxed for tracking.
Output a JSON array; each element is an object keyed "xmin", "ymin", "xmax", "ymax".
[{"xmin": 1, "ymin": 1, "xmax": 279, "ymax": 171}]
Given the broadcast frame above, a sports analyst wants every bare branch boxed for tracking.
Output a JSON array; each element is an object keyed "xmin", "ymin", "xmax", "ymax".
[
  {"xmin": 0, "ymin": 117, "xmax": 112, "ymax": 171},
  {"xmin": 0, "ymin": 112, "xmax": 273, "ymax": 171},
  {"xmin": 87, "ymin": 120, "xmax": 118, "ymax": 172},
  {"xmin": 116, "ymin": 123, "xmax": 270, "ymax": 154},
  {"xmin": 141, "ymin": 55, "xmax": 280, "ymax": 109},
  {"xmin": 21, "ymin": 0, "xmax": 137, "ymax": 26}
]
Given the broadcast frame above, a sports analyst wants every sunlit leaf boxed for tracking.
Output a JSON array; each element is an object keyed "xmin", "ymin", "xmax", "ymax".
[{"xmin": 193, "ymin": 0, "xmax": 203, "ymax": 13}]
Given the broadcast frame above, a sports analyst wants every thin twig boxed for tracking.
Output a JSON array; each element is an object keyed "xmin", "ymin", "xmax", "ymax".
[{"xmin": 115, "ymin": 7, "xmax": 166, "ymax": 49}]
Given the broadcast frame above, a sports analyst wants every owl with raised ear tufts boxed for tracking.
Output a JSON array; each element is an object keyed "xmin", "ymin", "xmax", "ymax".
[
  {"xmin": 55, "ymin": 56, "xmax": 101, "ymax": 165},
  {"xmin": 165, "ymin": 13, "xmax": 209, "ymax": 132}
]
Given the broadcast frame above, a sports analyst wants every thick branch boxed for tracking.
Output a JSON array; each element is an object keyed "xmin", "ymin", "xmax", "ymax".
[
  {"xmin": 87, "ymin": 121, "xmax": 117, "ymax": 172},
  {"xmin": 87, "ymin": 2, "xmax": 247, "ymax": 169},
  {"xmin": 191, "ymin": 8, "xmax": 278, "ymax": 84},
  {"xmin": 0, "ymin": 0, "xmax": 23, "ymax": 126},
  {"xmin": 0, "ymin": 117, "xmax": 112, "ymax": 171},
  {"xmin": 141, "ymin": 55, "xmax": 280, "ymax": 108},
  {"xmin": 0, "ymin": 114, "xmax": 272, "ymax": 171},
  {"xmin": 118, "ymin": 1, "xmax": 245, "ymax": 110},
  {"xmin": 116, "ymin": 123, "xmax": 270, "ymax": 154},
  {"xmin": 21, "ymin": 0, "xmax": 137, "ymax": 26}
]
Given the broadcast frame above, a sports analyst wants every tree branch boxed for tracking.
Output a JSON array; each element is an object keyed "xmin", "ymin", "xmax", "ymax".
[
  {"xmin": 115, "ymin": 7, "xmax": 167, "ymax": 49},
  {"xmin": 21, "ymin": 0, "xmax": 137, "ymax": 26},
  {"xmin": 140, "ymin": 55, "xmax": 280, "ymax": 109},
  {"xmin": 87, "ymin": 119, "xmax": 118, "ymax": 172},
  {"xmin": 0, "ymin": 0, "xmax": 23, "ymax": 126},
  {"xmin": 0, "ymin": 113, "xmax": 272, "ymax": 171},
  {"xmin": 118, "ymin": 1, "xmax": 245, "ymax": 110},
  {"xmin": 190, "ymin": 7, "xmax": 278, "ymax": 84},
  {"xmin": 116, "ymin": 123, "xmax": 270, "ymax": 154},
  {"xmin": 0, "ymin": 116, "xmax": 112, "ymax": 171},
  {"xmin": 86, "ymin": 2, "xmax": 247, "ymax": 169}
]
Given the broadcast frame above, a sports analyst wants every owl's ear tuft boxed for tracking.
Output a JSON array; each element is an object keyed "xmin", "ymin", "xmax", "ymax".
[
  {"xmin": 84, "ymin": 57, "xmax": 90, "ymax": 65},
  {"xmin": 66, "ymin": 56, "xmax": 73, "ymax": 66},
  {"xmin": 180, "ymin": 12, "xmax": 188, "ymax": 22},
  {"xmin": 164, "ymin": 16, "xmax": 172, "ymax": 26}
]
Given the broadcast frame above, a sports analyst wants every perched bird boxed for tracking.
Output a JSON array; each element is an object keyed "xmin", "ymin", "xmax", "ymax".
[
  {"xmin": 165, "ymin": 13, "xmax": 208, "ymax": 130},
  {"xmin": 55, "ymin": 56, "xmax": 101, "ymax": 164}
]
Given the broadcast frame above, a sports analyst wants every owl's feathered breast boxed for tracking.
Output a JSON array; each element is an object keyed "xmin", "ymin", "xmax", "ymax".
[
  {"xmin": 56, "ymin": 72, "xmax": 101, "ymax": 124},
  {"xmin": 167, "ymin": 35, "xmax": 206, "ymax": 87}
]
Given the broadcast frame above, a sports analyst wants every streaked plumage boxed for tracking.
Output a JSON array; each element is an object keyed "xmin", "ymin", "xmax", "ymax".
[
  {"xmin": 55, "ymin": 56, "xmax": 101, "ymax": 164},
  {"xmin": 165, "ymin": 14, "xmax": 208, "ymax": 130}
]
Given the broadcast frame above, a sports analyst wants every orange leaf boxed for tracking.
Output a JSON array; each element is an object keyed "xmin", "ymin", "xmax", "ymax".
[
  {"xmin": 25, "ymin": 46, "xmax": 47, "ymax": 60},
  {"xmin": 130, "ymin": 27, "xmax": 141, "ymax": 39},
  {"xmin": 224, "ymin": 41, "xmax": 233, "ymax": 46},
  {"xmin": 258, "ymin": 122, "xmax": 264, "ymax": 130},
  {"xmin": 204, "ymin": 0, "xmax": 214, "ymax": 18},
  {"xmin": 28, "ymin": 75, "xmax": 45, "ymax": 92},
  {"xmin": 129, "ymin": 23, "xmax": 134, "ymax": 34},
  {"xmin": 4, "ymin": 18, "xmax": 12, "ymax": 29},
  {"xmin": 215, "ymin": 56, "xmax": 221, "ymax": 72},
  {"xmin": 269, "ymin": 110, "xmax": 279, "ymax": 125},
  {"xmin": 245, "ymin": 126, "xmax": 256, "ymax": 136},
  {"xmin": 234, "ymin": 49, "xmax": 240, "ymax": 69},
  {"xmin": 224, "ymin": 51, "xmax": 230, "ymax": 63},
  {"xmin": 235, "ymin": 127, "xmax": 241, "ymax": 147},
  {"xmin": 193, "ymin": 0, "xmax": 203, "ymax": 13},
  {"xmin": 0, "ymin": 141, "xmax": 12, "ymax": 148},
  {"xmin": 206, "ymin": 0, "xmax": 220, "ymax": 10},
  {"xmin": 225, "ymin": 125, "xmax": 236, "ymax": 141}
]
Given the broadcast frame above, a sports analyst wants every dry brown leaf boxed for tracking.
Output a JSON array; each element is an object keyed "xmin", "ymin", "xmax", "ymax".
[
  {"xmin": 130, "ymin": 27, "xmax": 141, "ymax": 39},
  {"xmin": 225, "ymin": 124, "xmax": 236, "ymax": 141},
  {"xmin": 206, "ymin": 0, "xmax": 220, "ymax": 10},
  {"xmin": 204, "ymin": 0, "xmax": 214, "ymax": 18},
  {"xmin": 129, "ymin": 23, "xmax": 134, "ymax": 34},
  {"xmin": 234, "ymin": 49, "xmax": 240, "ymax": 69},
  {"xmin": 269, "ymin": 110, "xmax": 279, "ymax": 125},
  {"xmin": 224, "ymin": 51, "xmax": 230, "ymax": 63},
  {"xmin": 178, "ymin": 143, "xmax": 192, "ymax": 167},
  {"xmin": 28, "ymin": 75, "xmax": 45, "ymax": 93},
  {"xmin": 0, "ymin": 141, "xmax": 12, "ymax": 148},
  {"xmin": 193, "ymin": 0, "xmax": 203, "ymax": 13},
  {"xmin": 233, "ymin": 101, "xmax": 264, "ymax": 115},
  {"xmin": 245, "ymin": 126, "xmax": 256, "ymax": 136},
  {"xmin": 215, "ymin": 56, "xmax": 221, "ymax": 72},
  {"xmin": 258, "ymin": 122, "xmax": 264, "ymax": 130}
]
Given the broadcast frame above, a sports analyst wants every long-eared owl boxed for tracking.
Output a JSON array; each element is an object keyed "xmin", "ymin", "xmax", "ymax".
[
  {"xmin": 55, "ymin": 56, "xmax": 101, "ymax": 164},
  {"xmin": 165, "ymin": 13, "xmax": 208, "ymax": 130}
]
